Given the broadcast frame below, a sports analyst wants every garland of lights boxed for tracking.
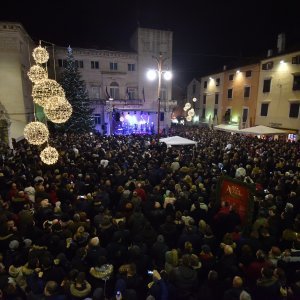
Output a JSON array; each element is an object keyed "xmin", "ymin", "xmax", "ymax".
[
  {"xmin": 32, "ymin": 79, "xmax": 65, "ymax": 107},
  {"xmin": 44, "ymin": 96, "xmax": 73, "ymax": 123},
  {"xmin": 27, "ymin": 65, "xmax": 48, "ymax": 83},
  {"xmin": 32, "ymin": 45, "xmax": 49, "ymax": 64},
  {"xmin": 24, "ymin": 43, "xmax": 74, "ymax": 165},
  {"xmin": 23, "ymin": 121, "xmax": 49, "ymax": 145},
  {"xmin": 40, "ymin": 146, "xmax": 59, "ymax": 165}
]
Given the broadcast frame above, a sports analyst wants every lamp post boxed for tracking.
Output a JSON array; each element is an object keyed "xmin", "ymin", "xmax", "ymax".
[{"xmin": 147, "ymin": 53, "xmax": 172, "ymax": 137}]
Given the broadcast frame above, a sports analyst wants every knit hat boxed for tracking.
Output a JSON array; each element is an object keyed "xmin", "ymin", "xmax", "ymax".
[{"xmin": 9, "ymin": 240, "xmax": 19, "ymax": 250}]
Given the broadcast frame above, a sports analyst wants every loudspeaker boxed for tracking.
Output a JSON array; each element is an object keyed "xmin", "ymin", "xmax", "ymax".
[{"xmin": 160, "ymin": 112, "xmax": 164, "ymax": 121}]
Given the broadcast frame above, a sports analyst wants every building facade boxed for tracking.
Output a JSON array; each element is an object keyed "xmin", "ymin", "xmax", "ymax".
[
  {"xmin": 256, "ymin": 51, "xmax": 300, "ymax": 133},
  {"xmin": 0, "ymin": 22, "xmax": 174, "ymax": 141},
  {"xmin": 0, "ymin": 22, "xmax": 34, "ymax": 144}
]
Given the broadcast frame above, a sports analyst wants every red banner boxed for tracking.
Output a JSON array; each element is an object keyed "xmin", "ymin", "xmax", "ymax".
[{"xmin": 219, "ymin": 177, "xmax": 252, "ymax": 225}]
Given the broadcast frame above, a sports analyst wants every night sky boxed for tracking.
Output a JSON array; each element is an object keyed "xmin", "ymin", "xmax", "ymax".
[{"xmin": 1, "ymin": 0, "xmax": 300, "ymax": 86}]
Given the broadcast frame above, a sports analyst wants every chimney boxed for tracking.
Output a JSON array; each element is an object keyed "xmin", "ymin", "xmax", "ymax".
[
  {"xmin": 267, "ymin": 49, "xmax": 273, "ymax": 57},
  {"xmin": 277, "ymin": 33, "xmax": 286, "ymax": 54},
  {"xmin": 223, "ymin": 65, "xmax": 227, "ymax": 71}
]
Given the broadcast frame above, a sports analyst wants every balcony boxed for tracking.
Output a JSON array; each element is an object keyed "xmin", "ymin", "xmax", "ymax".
[{"xmin": 89, "ymin": 98, "xmax": 143, "ymax": 107}]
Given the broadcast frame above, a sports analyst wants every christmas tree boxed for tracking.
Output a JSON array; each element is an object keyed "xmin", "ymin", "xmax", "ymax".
[{"xmin": 57, "ymin": 46, "xmax": 94, "ymax": 132}]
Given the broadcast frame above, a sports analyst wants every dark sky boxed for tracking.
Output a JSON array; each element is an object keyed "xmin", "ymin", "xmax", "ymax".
[{"xmin": 2, "ymin": 0, "xmax": 300, "ymax": 86}]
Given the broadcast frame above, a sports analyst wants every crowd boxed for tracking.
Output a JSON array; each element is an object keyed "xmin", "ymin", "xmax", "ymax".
[{"xmin": 0, "ymin": 126, "xmax": 299, "ymax": 300}]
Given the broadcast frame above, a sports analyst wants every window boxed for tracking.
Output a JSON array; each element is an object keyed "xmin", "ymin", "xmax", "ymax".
[
  {"xmin": 229, "ymin": 74, "xmax": 234, "ymax": 81},
  {"xmin": 127, "ymin": 88, "xmax": 136, "ymax": 100},
  {"xmin": 292, "ymin": 56, "xmax": 300, "ymax": 64},
  {"xmin": 245, "ymin": 70, "xmax": 252, "ymax": 77},
  {"xmin": 94, "ymin": 114, "xmax": 101, "ymax": 125},
  {"xmin": 242, "ymin": 108, "xmax": 248, "ymax": 122},
  {"xmin": 293, "ymin": 74, "xmax": 300, "ymax": 91},
  {"xmin": 91, "ymin": 61, "xmax": 99, "ymax": 69},
  {"xmin": 128, "ymin": 64, "xmax": 135, "ymax": 71},
  {"xmin": 192, "ymin": 84, "xmax": 196, "ymax": 94},
  {"xmin": 289, "ymin": 103, "xmax": 300, "ymax": 118},
  {"xmin": 110, "ymin": 82, "xmax": 119, "ymax": 99},
  {"xmin": 75, "ymin": 60, "xmax": 84, "ymax": 68},
  {"xmin": 244, "ymin": 86, "xmax": 251, "ymax": 98},
  {"xmin": 58, "ymin": 59, "xmax": 67, "ymax": 67},
  {"xmin": 215, "ymin": 93, "xmax": 219, "ymax": 105},
  {"xmin": 262, "ymin": 61, "xmax": 273, "ymax": 70},
  {"xmin": 202, "ymin": 108, "xmax": 206, "ymax": 118},
  {"xmin": 91, "ymin": 87, "xmax": 100, "ymax": 99},
  {"xmin": 216, "ymin": 78, "xmax": 220, "ymax": 86},
  {"xmin": 261, "ymin": 103, "xmax": 269, "ymax": 116},
  {"xmin": 204, "ymin": 81, "xmax": 207, "ymax": 88},
  {"xmin": 214, "ymin": 108, "xmax": 218, "ymax": 116},
  {"xmin": 203, "ymin": 94, "xmax": 207, "ymax": 105},
  {"xmin": 263, "ymin": 79, "xmax": 271, "ymax": 93},
  {"xmin": 110, "ymin": 62, "xmax": 118, "ymax": 70},
  {"xmin": 227, "ymin": 88, "xmax": 233, "ymax": 99}
]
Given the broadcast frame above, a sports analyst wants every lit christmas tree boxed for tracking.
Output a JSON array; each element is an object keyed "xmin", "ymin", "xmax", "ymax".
[{"xmin": 57, "ymin": 46, "xmax": 94, "ymax": 132}]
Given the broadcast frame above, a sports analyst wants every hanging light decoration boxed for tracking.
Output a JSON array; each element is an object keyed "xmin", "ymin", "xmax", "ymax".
[
  {"xmin": 188, "ymin": 108, "xmax": 195, "ymax": 116},
  {"xmin": 23, "ymin": 121, "xmax": 49, "ymax": 145},
  {"xmin": 32, "ymin": 79, "xmax": 65, "ymax": 107},
  {"xmin": 27, "ymin": 65, "xmax": 48, "ymax": 83},
  {"xmin": 186, "ymin": 115, "xmax": 192, "ymax": 122},
  {"xmin": 192, "ymin": 97, "xmax": 197, "ymax": 102},
  {"xmin": 40, "ymin": 146, "xmax": 59, "ymax": 165},
  {"xmin": 32, "ymin": 45, "xmax": 49, "ymax": 64},
  {"xmin": 185, "ymin": 103, "xmax": 191, "ymax": 110},
  {"xmin": 44, "ymin": 96, "xmax": 72, "ymax": 123}
]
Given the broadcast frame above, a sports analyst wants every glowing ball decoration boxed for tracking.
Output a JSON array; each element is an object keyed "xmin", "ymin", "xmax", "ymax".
[
  {"xmin": 24, "ymin": 121, "xmax": 49, "ymax": 145},
  {"xmin": 32, "ymin": 45, "xmax": 49, "ymax": 64},
  {"xmin": 32, "ymin": 79, "xmax": 65, "ymax": 107},
  {"xmin": 27, "ymin": 65, "xmax": 47, "ymax": 83},
  {"xmin": 40, "ymin": 146, "xmax": 59, "ymax": 165},
  {"xmin": 188, "ymin": 109, "xmax": 195, "ymax": 116},
  {"xmin": 44, "ymin": 96, "xmax": 72, "ymax": 123},
  {"xmin": 186, "ymin": 115, "xmax": 192, "ymax": 122},
  {"xmin": 185, "ymin": 103, "xmax": 191, "ymax": 110}
]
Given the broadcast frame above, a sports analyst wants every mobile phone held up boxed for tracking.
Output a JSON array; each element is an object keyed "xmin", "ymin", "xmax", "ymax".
[{"xmin": 148, "ymin": 270, "xmax": 153, "ymax": 275}]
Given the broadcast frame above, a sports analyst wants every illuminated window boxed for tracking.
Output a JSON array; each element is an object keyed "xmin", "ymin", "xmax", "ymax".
[{"xmin": 110, "ymin": 82, "xmax": 119, "ymax": 99}]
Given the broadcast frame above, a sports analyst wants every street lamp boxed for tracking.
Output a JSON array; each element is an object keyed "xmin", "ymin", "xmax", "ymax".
[{"xmin": 146, "ymin": 53, "xmax": 172, "ymax": 137}]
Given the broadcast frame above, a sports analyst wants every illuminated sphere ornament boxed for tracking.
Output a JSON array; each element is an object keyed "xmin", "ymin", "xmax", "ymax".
[
  {"xmin": 186, "ymin": 115, "xmax": 192, "ymax": 122},
  {"xmin": 185, "ymin": 103, "xmax": 191, "ymax": 110},
  {"xmin": 183, "ymin": 106, "xmax": 188, "ymax": 112},
  {"xmin": 27, "ymin": 65, "xmax": 47, "ymax": 83},
  {"xmin": 40, "ymin": 146, "xmax": 59, "ymax": 165},
  {"xmin": 24, "ymin": 121, "xmax": 49, "ymax": 145},
  {"xmin": 188, "ymin": 109, "xmax": 195, "ymax": 116},
  {"xmin": 32, "ymin": 79, "xmax": 65, "ymax": 107},
  {"xmin": 32, "ymin": 45, "xmax": 49, "ymax": 64},
  {"xmin": 192, "ymin": 97, "xmax": 197, "ymax": 102},
  {"xmin": 44, "ymin": 96, "xmax": 72, "ymax": 123}
]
